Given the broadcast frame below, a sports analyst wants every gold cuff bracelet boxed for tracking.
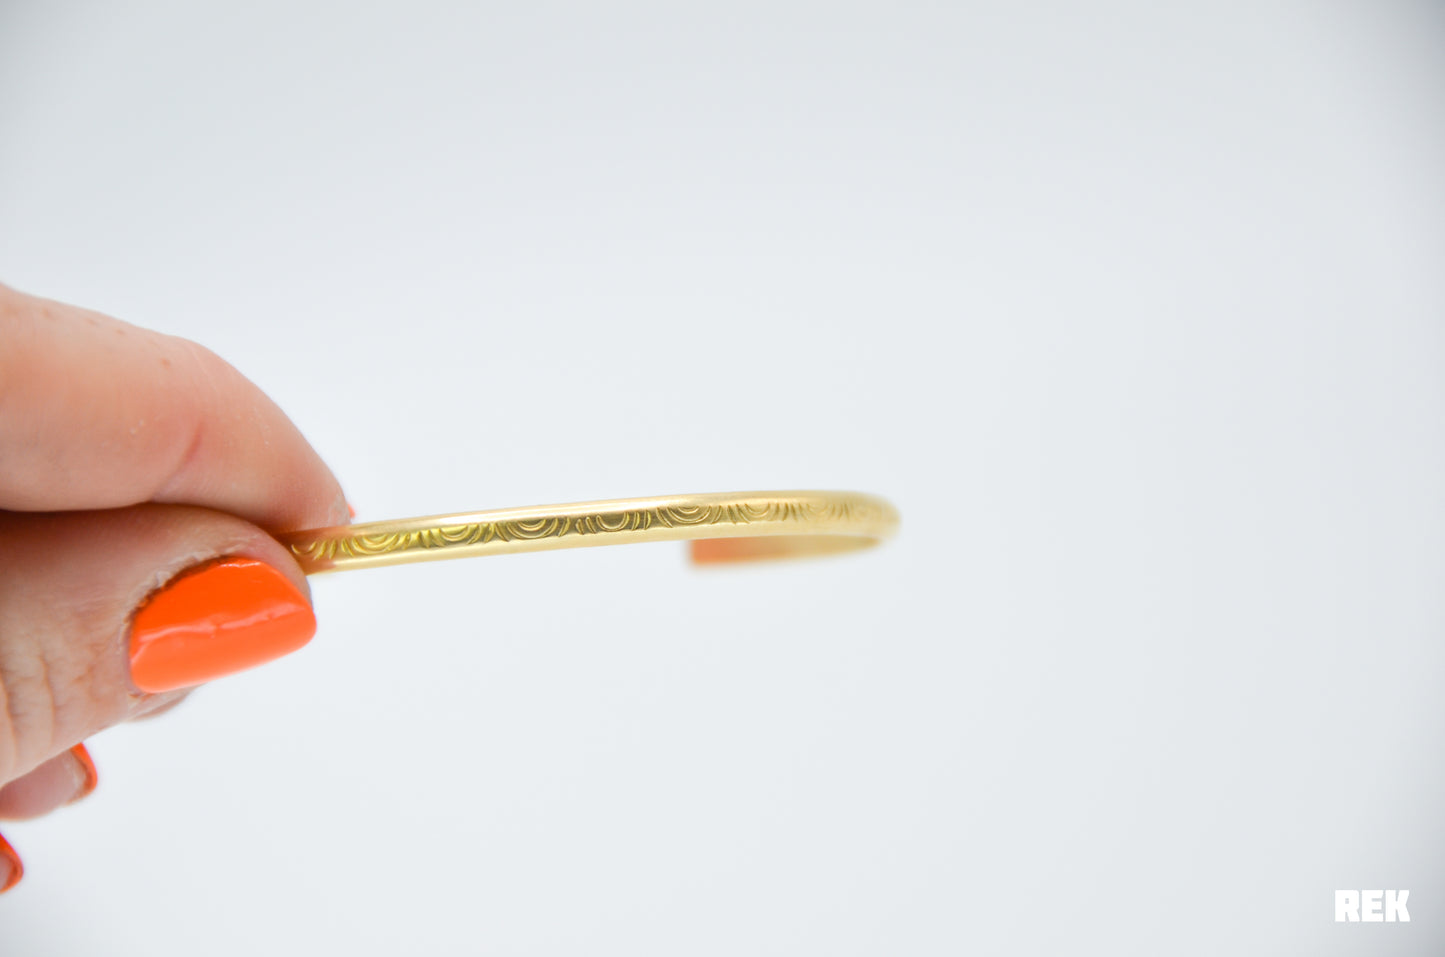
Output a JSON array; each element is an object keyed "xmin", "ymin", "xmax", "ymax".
[{"xmin": 281, "ymin": 490, "xmax": 899, "ymax": 574}]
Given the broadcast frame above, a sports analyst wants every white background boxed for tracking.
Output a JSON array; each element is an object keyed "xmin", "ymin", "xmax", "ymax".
[{"xmin": 1, "ymin": 2, "xmax": 1443, "ymax": 954}]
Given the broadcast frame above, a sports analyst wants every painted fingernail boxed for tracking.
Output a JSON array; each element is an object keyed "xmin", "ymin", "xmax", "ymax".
[
  {"xmin": 68, "ymin": 743, "xmax": 98, "ymax": 804},
  {"xmin": 129, "ymin": 558, "xmax": 316, "ymax": 694},
  {"xmin": 0, "ymin": 832, "xmax": 21, "ymax": 893},
  {"xmin": 347, "ymin": 502, "xmax": 357, "ymax": 519}
]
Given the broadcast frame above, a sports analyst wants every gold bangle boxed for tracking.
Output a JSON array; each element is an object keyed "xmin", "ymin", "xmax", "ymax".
[{"xmin": 280, "ymin": 490, "xmax": 899, "ymax": 574}]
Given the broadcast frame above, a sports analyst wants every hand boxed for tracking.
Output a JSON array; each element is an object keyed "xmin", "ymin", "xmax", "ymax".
[{"xmin": 0, "ymin": 283, "xmax": 348, "ymax": 892}]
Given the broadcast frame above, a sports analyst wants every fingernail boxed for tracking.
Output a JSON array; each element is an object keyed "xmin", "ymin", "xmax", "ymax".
[
  {"xmin": 129, "ymin": 558, "xmax": 316, "ymax": 694},
  {"xmin": 347, "ymin": 502, "xmax": 357, "ymax": 519},
  {"xmin": 0, "ymin": 832, "xmax": 21, "ymax": 893},
  {"xmin": 68, "ymin": 743, "xmax": 98, "ymax": 804}
]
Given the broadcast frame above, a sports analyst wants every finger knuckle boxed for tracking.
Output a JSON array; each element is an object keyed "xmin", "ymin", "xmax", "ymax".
[{"xmin": 0, "ymin": 632, "xmax": 58, "ymax": 785}]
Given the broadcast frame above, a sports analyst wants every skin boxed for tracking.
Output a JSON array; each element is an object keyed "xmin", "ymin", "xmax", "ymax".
[{"xmin": 0, "ymin": 283, "xmax": 347, "ymax": 875}]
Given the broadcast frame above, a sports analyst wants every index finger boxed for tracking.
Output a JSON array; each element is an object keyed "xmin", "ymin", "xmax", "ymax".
[{"xmin": 0, "ymin": 284, "xmax": 347, "ymax": 532}]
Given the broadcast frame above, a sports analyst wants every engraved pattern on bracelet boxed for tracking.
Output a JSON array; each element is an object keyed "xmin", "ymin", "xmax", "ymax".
[{"xmin": 282, "ymin": 491, "xmax": 898, "ymax": 573}]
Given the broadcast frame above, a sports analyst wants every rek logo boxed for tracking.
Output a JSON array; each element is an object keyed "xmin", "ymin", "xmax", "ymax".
[{"xmin": 1335, "ymin": 890, "xmax": 1409, "ymax": 922}]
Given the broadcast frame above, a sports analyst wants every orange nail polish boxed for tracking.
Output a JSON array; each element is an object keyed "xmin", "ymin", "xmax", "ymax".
[
  {"xmin": 68, "ymin": 743, "xmax": 98, "ymax": 803},
  {"xmin": 129, "ymin": 558, "xmax": 316, "ymax": 694},
  {"xmin": 0, "ymin": 832, "xmax": 21, "ymax": 893}
]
